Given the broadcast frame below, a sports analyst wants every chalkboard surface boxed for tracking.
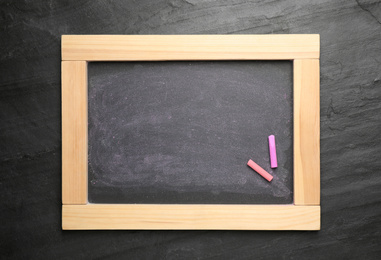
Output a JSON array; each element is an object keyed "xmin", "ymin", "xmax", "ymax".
[{"xmin": 88, "ymin": 61, "xmax": 293, "ymax": 204}]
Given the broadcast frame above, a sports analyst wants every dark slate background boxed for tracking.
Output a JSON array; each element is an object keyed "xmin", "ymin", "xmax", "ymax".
[{"xmin": 1, "ymin": 0, "xmax": 380, "ymax": 259}]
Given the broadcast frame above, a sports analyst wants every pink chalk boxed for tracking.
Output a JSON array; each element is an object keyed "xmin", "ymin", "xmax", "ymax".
[
  {"xmin": 268, "ymin": 135, "xmax": 278, "ymax": 168},
  {"xmin": 247, "ymin": 159, "xmax": 273, "ymax": 182}
]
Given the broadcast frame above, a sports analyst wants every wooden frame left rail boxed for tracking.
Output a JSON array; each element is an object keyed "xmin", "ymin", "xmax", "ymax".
[
  {"xmin": 62, "ymin": 61, "xmax": 88, "ymax": 204},
  {"xmin": 62, "ymin": 35, "xmax": 320, "ymax": 230}
]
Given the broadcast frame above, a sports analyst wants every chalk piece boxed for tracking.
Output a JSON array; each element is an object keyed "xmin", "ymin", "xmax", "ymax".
[
  {"xmin": 247, "ymin": 159, "xmax": 273, "ymax": 182},
  {"xmin": 268, "ymin": 135, "xmax": 278, "ymax": 168}
]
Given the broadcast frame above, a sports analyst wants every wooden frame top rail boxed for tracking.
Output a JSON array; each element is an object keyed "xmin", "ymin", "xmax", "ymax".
[
  {"xmin": 62, "ymin": 34, "xmax": 320, "ymax": 230},
  {"xmin": 62, "ymin": 35, "xmax": 320, "ymax": 61}
]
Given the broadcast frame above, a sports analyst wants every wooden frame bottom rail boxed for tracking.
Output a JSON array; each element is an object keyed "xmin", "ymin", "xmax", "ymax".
[{"xmin": 63, "ymin": 205, "xmax": 320, "ymax": 230}]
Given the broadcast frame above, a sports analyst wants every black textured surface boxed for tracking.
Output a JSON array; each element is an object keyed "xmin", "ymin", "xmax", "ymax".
[
  {"xmin": 88, "ymin": 61, "xmax": 293, "ymax": 204},
  {"xmin": 1, "ymin": 0, "xmax": 381, "ymax": 259}
]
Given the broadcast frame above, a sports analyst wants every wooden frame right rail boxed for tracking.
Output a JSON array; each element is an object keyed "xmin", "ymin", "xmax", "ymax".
[{"xmin": 294, "ymin": 59, "xmax": 320, "ymax": 205}]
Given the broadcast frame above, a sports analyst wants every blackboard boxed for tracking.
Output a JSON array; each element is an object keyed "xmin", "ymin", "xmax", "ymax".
[{"xmin": 88, "ymin": 61, "xmax": 293, "ymax": 204}]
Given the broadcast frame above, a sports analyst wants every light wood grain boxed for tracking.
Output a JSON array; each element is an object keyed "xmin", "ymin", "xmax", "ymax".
[
  {"xmin": 62, "ymin": 61, "xmax": 88, "ymax": 204},
  {"xmin": 62, "ymin": 204, "xmax": 320, "ymax": 230},
  {"xmin": 294, "ymin": 59, "xmax": 320, "ymax": 205},
  {"xmin": 62, "ymin": 35, "xmax": 320, "ymax": 61}
]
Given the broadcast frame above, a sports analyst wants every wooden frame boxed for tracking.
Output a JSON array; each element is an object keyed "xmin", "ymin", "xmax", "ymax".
[{"xmin": 62, "ymin": 35, "xmax": 320, "ymax": 230}]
